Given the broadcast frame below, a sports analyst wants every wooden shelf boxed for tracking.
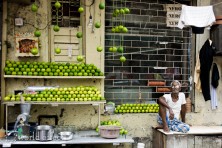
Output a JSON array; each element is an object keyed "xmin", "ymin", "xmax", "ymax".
[
  {"xmin": 2, "ymin": 101, "xmax": 106, "ymax": 106},
  {"xmin": 4, "ymin": 75, "xmax": 105, "ymax": 79}
]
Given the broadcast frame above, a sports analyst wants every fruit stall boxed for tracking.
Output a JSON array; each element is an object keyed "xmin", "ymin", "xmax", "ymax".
[{"xmin": 0, "ymin": 0, "xmax": 136, "ymax": 147}]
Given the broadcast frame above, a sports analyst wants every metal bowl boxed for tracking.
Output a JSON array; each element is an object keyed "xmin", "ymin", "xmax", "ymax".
[{"xmin": 59, "ymin": 131, "xmax": 73, "ymax": 141}]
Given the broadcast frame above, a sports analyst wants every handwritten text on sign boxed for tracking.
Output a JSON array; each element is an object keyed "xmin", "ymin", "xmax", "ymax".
[{"xmin": 166, "ymin": 4, "xmax": 182, "ymax": 27}]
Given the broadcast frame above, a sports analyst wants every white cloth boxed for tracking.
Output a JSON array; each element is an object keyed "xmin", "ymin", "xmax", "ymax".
[
  {"xmin": 211, "ymin": 85, "xmax": 218, "ymax": 110},
  {"xmin": 163, "ymin": 92, "xmax": 186, "ymax": 120},
  {"xmin": 178, "ymin": 5, "xmax": 216, "ymax": 29}
]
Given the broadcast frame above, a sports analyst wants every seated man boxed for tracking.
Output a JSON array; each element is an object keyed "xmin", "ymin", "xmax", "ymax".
[{"xmin": 156, "ymin": 80, "xmax": 190, "ymax": 133}]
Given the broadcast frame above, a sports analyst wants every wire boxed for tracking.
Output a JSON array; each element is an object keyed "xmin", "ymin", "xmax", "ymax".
[
  {"xmin": 24, "ymin": 19, "xmax": 52, "ymax": 30},
  {"xmin": 81, "ymin": 0, "xmax": 95, "ymax": 7}
]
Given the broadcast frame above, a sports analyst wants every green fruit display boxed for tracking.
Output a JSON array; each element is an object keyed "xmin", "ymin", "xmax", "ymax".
[
  {"xmin": 4, "ymin": 60, "xmax": 104, "ymax": 77},
  {"xmin": 30, "ymin": 47, "xmax": 38, "ymax": 55},
  {"xmin": 3, "ymin": 86, "xmax": 105, "ymax": 102},
  {"xmin": 115, "ymin": 103, "xmax": 159, "ymax": 113},
  {"xmin": 99, "ymin": 2, "xmax": 105, "ymax": 10},
  {"xmin": 34, "ymin": 30, "xmax": 41, "ymax": 37},
  {"xmin": 53, "ymin": 25, "xmax": 60, "ymax": 32},
  {"xmin": 31, "ymin": 3, "xmax": 38, "ymax": 12}
]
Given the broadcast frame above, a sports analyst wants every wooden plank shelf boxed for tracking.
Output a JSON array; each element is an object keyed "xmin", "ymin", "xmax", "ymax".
[
  {"xmin": 4, "ymin": 75, "xmax": 105, "ymax": 79},
  {"xmin": 2, "ymin": 101, "xmax": 106, "ymax": 106}
]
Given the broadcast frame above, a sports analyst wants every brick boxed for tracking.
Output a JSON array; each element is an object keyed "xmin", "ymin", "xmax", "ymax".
[
  {"xmin": 124, "ymin": 36, "xmax": 140, "ymax": 41},
  {"xmin": 141, "ymin": 61, "xmax": 157, "ymax": 66},
  {"xmin": 132, "ymin": 54, "xmax": 148, "ymax": 60},
  {"xmin": 132, "ymin": 67, "xmax": 148, "ymax": 73},
  {"xmin": 141, "ymin": 36, "xmax": 158, "ymax": 41},
  {"xmin": 105, "ymin": 80, "xmax": 114, "ymax": 85},
  {"xmin": 158, "ymin": 11, "xmax": 167, "ymax": 17},
  {"xmin": 132, "ymin": 41, "xmax": 148, "ymax": 47},
  {"xmin": 149, "ymin": 55, "xmax": 165, "ymax": 60},
  {"xmin": 150, "ymin": 4, "xmax": 164, "ymax": 10},
  {"xmin": 166, "ymin": 43, "xmax": 182, "ymax": 48},
  {"xmin": 158, "ymin": 61, "xmax": 173, "ymax": 67},
  {"xmin": 123, "ymin": 73, "xmax": 139, "ymax": 79},
  {"xmin": 141, "ymin": 23, "xmax": 158, "ymax": 29},
  {"xmin": 150, "ymin": 16, "xmax": 166, "ymax": 23},
  {"xmin": 166, "ymin": 55, "xmax": 182, "ymax": 61},
  {"xmin": 167, "ymin": 30, "xmax": 182, "ymax": 36},
  {"xmin": 141, "ymin": 0, "xmax": 158, "ymax": 3},
  {"xmin": 141, "ymin": 10, "xmax": 157, "ymax": 16}
]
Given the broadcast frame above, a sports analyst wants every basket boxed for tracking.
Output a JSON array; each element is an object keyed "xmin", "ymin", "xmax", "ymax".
[{"xmin": 99, "ymin": 125, "xmax": 121, "ymax": 139}]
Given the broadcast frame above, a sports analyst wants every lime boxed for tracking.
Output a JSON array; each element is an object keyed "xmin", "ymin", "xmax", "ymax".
[
  {"xmin": 55, "ymin": 47, "xmax": 61, "ymax": 54},
  {"xmin": 53, "ymin": 25, "xmax": 60, "ymax": 32},
  {"xmin": 120, "ymin": 56, "xmax": 126, "ymax": 62},
  {"xmin": 76, "ymin": 32, "xmax": 83, "ymax": 38},
  {"xmin": 31, "ymin": 3, "xmax": 38, "ymax": 12},
  {"xmin": 34, "ymin": 30, "xmax": 41, "ymax": 37},
  {"xmin": 97, "ymin": 46, "xmax": 103, "ymax": 52},
  {"xmin": 78, "ymin": 7, "xmax": 84, "ymax": 13},
  {"xmin": 120, "ymin": 9, "xmax": 125, "ymax": 14},
  {"xmin": 95, "ymin": 22, "xmax": 101, "ymax": 28},
  {"xmin": 31, "ymin": 47, "xmax": 38, "ymax": 55},
  {"xmin": 124, "ymin": 8, "xmax": 130, "ymax": 14},
  {"xmin": 99, "ymin": 2, "xmax": 105, "ymax": 10},
  {"xmin": 122, "ymin": 27, "xmax": 128, "ymax": 33},
  {"xmin": 117, "ymin": 46, "xmax": 124, "ymax": 53},
  {"xmin": 77, "ymin": 55, "xmax": 84, "ymax": 62},
  {"xmin": 54, "ymin": 1, "xmax": 61, "ymax": 9}
]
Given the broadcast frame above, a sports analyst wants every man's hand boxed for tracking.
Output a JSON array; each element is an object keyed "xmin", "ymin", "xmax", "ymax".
[{"xmin": 169, "ymin": 108, "xmax": 174, "ymax": 120}]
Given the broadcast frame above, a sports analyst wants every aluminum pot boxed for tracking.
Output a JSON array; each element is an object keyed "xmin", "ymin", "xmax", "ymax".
[{"xmin": 35, "ymin": 125, "xmax": 54, "ymax": 141}]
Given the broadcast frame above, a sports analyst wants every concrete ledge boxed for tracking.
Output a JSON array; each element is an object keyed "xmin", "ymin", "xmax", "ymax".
[{"xmin": 153, "ymin": 126, "xmax": 222, "ymax": 135}]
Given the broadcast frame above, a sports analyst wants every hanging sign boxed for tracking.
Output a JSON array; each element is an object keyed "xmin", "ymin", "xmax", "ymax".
[{"xmin": 166, "ymin": 4, "xmax": 182, "ymax": 27}]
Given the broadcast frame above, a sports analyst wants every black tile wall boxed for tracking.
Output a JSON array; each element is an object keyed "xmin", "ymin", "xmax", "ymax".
[{"xmin": 104, "ymin": 0, "xmax": 192, "ymax": 105}]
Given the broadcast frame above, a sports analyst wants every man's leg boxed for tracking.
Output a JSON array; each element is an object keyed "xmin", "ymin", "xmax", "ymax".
[{"xmin": 158, "ymin": 103, "xmax": 170, "ymax": 132}]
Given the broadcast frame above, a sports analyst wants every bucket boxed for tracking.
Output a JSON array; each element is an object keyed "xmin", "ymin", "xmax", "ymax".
[{"xmin": 137, "ymin": 143, "xmax": 145, "ymax": 148}]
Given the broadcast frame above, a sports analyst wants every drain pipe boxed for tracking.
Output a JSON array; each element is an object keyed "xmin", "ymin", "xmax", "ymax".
[{"xmin": 1, "ymin": 0, "xmax": 8, "ymax": 128}]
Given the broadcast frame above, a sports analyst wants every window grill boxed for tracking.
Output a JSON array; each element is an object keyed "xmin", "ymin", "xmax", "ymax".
[{"xmin": 51, "ymin": 0, "xmax": 80, "ymax": 27}]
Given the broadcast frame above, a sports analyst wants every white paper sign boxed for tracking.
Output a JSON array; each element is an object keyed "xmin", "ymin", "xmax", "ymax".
[{"xmin": 166, "ymin": 4, "xmax": 182, "ymax": 27}]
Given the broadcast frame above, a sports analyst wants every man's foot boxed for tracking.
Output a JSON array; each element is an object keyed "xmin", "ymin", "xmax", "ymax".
[{"xmin": 163, "ymin": 125, "xmax": 170, "ymax": 132}]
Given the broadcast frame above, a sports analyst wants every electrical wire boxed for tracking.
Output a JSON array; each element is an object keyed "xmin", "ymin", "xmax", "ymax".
[{"xmin": 81, "ymin": 0, "xmax": 95, "ymax": 7}]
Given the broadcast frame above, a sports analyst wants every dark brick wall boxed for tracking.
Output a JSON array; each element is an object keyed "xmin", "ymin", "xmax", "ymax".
[{"xmin": 104, "ymin": 0, "xmax": 191, "ymax": 105}]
